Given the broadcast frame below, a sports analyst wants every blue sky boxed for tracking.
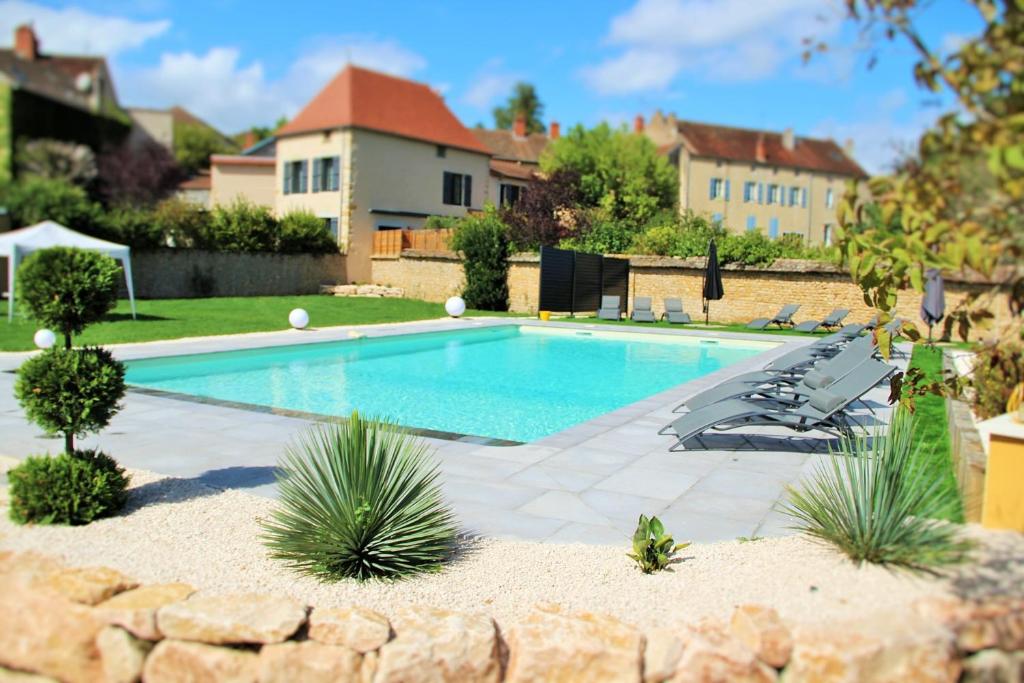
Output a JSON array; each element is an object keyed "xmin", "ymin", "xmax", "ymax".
[{"xmin": 0, "ymin": 0, "xmax": 978, "ymax": 173}]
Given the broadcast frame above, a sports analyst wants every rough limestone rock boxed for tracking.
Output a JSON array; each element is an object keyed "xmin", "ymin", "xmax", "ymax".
[
  {"xmin": 143, "ymin": 640, "xmax": 258, "ymax": 683},
  {"xmin": 96, "ymin": 583, "xmax": 195, "ymax": 641},
  {"xmin": 308, "ymin": 606, "xmax": 391, "ymax": 652},
  {"xmin": 643, "ymin": 632, "xmax": 685, "ymax": 683},
  {"xmin": 671, "ymin": 625, "xmax": 777, "ymax": 683},
  {"xmin": 0, "ymin": 666, "xmax": 59, "ymax": 682},
  {"xmin": 96, "ymin": 626, "xmax": 151, "ymax": 683},
  {"xmin": 257, "ymin": 641, "xmax": 362, "ymax": 683},
  {"xmin": 504, "ymin": 604, "xmax": 644, "ymax": 683},
  {"xmin": 0, "ymin": 590, "xmax": 105, "ymax": 683},
  {"xmin": 374, "ymin": 606, "xmax": 500, "ymax": 683},
  {"xmin": 156, "ymin": 593, "xmax": 307, "ymax": 645},
  {"xmin": 0, "ymin": 551, "xmax": 64, "ymax": 589},
  {"xmin": 731, "ymin": 605, "xmax": 794, "ymax": 669},
  {"xmin": 36, "ymin": 566, "xmax": 140, "ymax": 606},
  {"xmin": 784, "ymin": 614, "xmax": 961, "ymax": 683},
  {"xmin": 915, "ymin": 596, "xmax": 1024, "ymax": 653},
  {"xmin": 961, "ymin": 649, "xmax": 1024, "ymax": 683}
]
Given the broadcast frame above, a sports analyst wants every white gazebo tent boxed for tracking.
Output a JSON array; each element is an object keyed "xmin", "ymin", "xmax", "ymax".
[{"xmin": 1, "ymin": 220, "xmax": 137, "ymax": 322}]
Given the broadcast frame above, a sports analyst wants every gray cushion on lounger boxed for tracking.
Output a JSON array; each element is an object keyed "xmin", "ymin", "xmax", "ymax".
[
  {"xmin": 808, "ymin": 388, "xmax": 845, "ymax": 414},
  {"xmin": 803, "ymin": 369, "xmax": 835, "ymax": 390}
]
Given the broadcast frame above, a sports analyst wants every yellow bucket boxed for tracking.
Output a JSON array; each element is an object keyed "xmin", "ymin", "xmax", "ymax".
[{"xmin": 539, "ymin": 311, "xmax": 551, "ymax": 321}]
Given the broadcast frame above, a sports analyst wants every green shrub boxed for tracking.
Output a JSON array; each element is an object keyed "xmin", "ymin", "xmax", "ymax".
[
  {"xmin": 102, "ymin": 205, "xmax": 164, "ymax": 249},
  {"xmin": 278, "ymin": 211, "xmax": 338, "ymax": 254},
  {"xmin": 15, "ymin": 347, "xmax": 126, "ymax": 454},
  {"xmin": 153, "ymin": 198, "xmax": 212, "ymax": 248},
  {"xmin": 423, "ymin": 215, "xmax": 459, "ymax": 230},
  {"xmin": 716, "ymin": 229, "xmax": 784, "ymax": 266},
  {"xmin": 0, "ymin": 176, "xmax": 103, "ymax": 233},
  {"xmin": 627, "ymin": 514, "xmax": 690, "ymax": 574},
  {"xmin": 207, "ymin": 199, "xmax": 278, "ymax": 252},
  {"xmin": 449, "ymin": 206, "xmax": 510, "ymax": 311},
  {"xmin": 967, "ymin": 343, "xmax": 1024, "ymax": 419},
  {"xmin": 17, "ymin": 247, "xmax": 121, "ymax": 347},
  {"xmin": 262, "ymin": 413, "xmax": 457, "ymax": 581},
  {"xmin": 783, "ymin": 407, "xmax": 972, "ymax": 571},
  {"xmin": 8, "ymin": 449, "xmax": 130, "ymax": 525},
  {"xmin": 562, "ymin": 214, "xmax": 640, "ymax": 254}
]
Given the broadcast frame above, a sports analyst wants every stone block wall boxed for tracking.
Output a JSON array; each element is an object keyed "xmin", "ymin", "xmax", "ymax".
[
  {"xmin": 370, "ymin": 252, "xmax": 462, "ymax": 302},
  {"xmin": 1, "ymin": 550, "xmax": 1023, "ymax": 683}
]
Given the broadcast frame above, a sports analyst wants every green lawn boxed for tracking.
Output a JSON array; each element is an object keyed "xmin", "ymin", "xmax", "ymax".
[{"xmin": 0, "ymin": 296, "xmax": 515, "ymax": 351}]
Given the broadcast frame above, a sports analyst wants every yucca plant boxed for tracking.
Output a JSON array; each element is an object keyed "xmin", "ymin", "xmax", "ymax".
[
  {"xmin": 783, "ymin": 406, "xmax": 972, "ymax": 572},
  {"xmin": 261, "ymin": 413, "xmax": 457, "ymax": 581},
  {"xmin": 627, "ymin": 514, "xmax": 690, "ymax": 574}
]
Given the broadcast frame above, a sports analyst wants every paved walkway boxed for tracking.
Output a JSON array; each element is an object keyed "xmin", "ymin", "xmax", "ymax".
[{"xmin": 0, "ymin": 319, "xmax": 904, "ymax": 545}]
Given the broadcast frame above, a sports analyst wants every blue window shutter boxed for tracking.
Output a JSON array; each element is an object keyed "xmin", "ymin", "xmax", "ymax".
[
  {"xmin": 780, "ymin": 188, "xmax": 787, "ymax": 207},
  {"xmin": 746, "ymin": 215, "xmax": 756, "ymax": 231},
  {"xmin": 742, "ymin": 183, "xmax": 750, "ymax": 202},
  {"xmin": 769, "ymin": 218, "xmax": 779, "ymax": 238},
  {"xmin": 331, "ymin": 157, "xmax": 340, "ymax": 190},
  {"xmin": 282, "ymin": 163, "xmax": 290, "ymax": 194},
  {"xmin": 299, "ymin": 161, "xmax": 308, "ymax": 193},
  {"xmin": 312, "ymin": 159, "xmax": 321, "ymax": 193},
  {"xmin": 724, "ymin": 180, "xmax": 731, "ymax": 201},
  {"xmin": 758, "ymin": 183, "xmax": 764, "ymax": 204},
  {"xmin": 801, "ymin": 188, "xmax": 807, "ymax": 208},
  {"xmin": 463, "ymin": 174, "xmax": 472, "ymax": 207},
  {"xmin": 709, "ymin": 178, "xmax": 716, "ymax": 199}
]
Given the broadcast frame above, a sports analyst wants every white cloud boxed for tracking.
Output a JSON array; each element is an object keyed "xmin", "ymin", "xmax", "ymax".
[
  {"xmin": 582, "ymin": 0, "xmax": 844, "ymax": 94},
  {"xmin": 941, "ymin": 32, "xmax": 967, "ymax": 55},
  {"xmin": 287, "ymin": 35, "xmax": 426, "ymax": 85},
  {"xmin": 0, "ymin": 0, "xmax": 169, "ymax": 56},
  {"xmin": 460, "ymin": 61, "xmax": 520, "ymax": 109},
  {"xmin": 813, "ymin": 108, "xmax": 936, "ymax": 175}
]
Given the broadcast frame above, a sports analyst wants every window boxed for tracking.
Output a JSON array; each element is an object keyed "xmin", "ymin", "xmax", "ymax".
[
  {"xmin": 283, "ymin": 160, "xmax": 308, "ymax": 194},
  {"xmin": 746, "ymin": 215, "xmax": 756, "ymax": 231},
  {"xmin": 322, "ymin": 217, "xmax": 339, "ymax": 240},
  {"xmin": 800, "ymin": 187, "xmax": 807, "ymax": 208},
  {"xmin": 499, "ymin": 183, "xmax": 522, "ymax": 207},
  {"xmin": 311, "ymin": 156, "xmax": 340, "ymax": 192},
  {"xmin": 436, "ymin": 145, "xmax": 447, "ymax": 158},
  {"xmin": 743, "ymin": 181, "xmax": 756, "ymax": 202},
  {"xmin": 442, "ymin": 172, "xmax": 472, "ymax": 206},
  {"xmin": 767, "ymin": 184, "xmax": 779, "ymax": 205},
  {"xmin": 823, "ymin": 224, "xmax": 833, "ymax": 246},
  {"xmin": 709, "ymin": 177, "xmax": 725, "ymax": 200},
  {"xmin": 826, "ymin": 188, "xmax": 835, "ymax": 208},
  {"xmin": 789, "ymin": 187, "xmax": 800, "ymax": 207},
  {"xmin": 769, "ymin": 218, "xmax": 779, "ymax": 238}
]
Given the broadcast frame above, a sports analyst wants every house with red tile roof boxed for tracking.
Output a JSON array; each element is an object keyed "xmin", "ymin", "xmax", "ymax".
[
  {"xmin": 472, "ymin": 116, "xmax": 558, "ymax": 208},
  {"xmin": 271, "ymin": 64, "xmax": 492, "ymax": 281},
  {"xmin": 642, "ymin": 111, "xmax": 867, "ymax": 246}
]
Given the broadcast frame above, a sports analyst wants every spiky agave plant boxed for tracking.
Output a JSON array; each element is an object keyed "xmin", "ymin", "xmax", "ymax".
[
  {"xmin": 783, "ymin": 406, "xmax": 972, "ymax": 572},
  {"xmin": 261, "ymin": 412, "xmax": 457, "ymax": 580}
]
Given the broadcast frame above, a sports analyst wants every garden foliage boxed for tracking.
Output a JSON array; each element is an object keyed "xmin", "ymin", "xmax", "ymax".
[
  {"xmin": 449, "ymin": 206, "xmax": 511, "ymax": 311},
  {"xmin": 627, "ymin": 515, "xmax": 690, "ymax": 574},
  {"xmin": 262, "ymin": 413, "xmax": 457, "ymax": 581},
  {"xmin": 8, "ymin": 449, "xmax": 129, "ymax": 525}
]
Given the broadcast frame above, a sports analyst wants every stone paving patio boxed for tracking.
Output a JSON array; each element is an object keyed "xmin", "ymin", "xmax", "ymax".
[{"xmin": 0, "ymin": 318, "xmax": 905, "ymax": 545}]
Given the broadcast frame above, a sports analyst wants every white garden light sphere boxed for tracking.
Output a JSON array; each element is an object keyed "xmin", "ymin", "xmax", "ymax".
[
  {"xmin": 288, "ymin": 308, "xmax": 310, "ymax": 330},
  {"xmin": 445, "ymin": 296, "xmax": 466, "ymax": 318},
  {"xmin": 33, "ymin": 328, "xmax": 57, "ymax": 349}
]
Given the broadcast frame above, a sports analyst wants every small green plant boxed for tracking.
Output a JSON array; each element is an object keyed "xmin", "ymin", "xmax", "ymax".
[
  {"xmin": 262, "ymin": 413, "xmax": 457, "ymax": 581},
  {"xmin": 627, "ymin": 515, "xmax": 690, "ymax": 574},
  {"xmin": 8, "ymin": 449, "xmax": 130, "ymax": 525},
  {"xmin": 737, "ymin": 535, "xmax": 764, "ymax": 544},
  {"xmin": 783, "ymin": 406, "xmax": 972, "ymax": 571}
]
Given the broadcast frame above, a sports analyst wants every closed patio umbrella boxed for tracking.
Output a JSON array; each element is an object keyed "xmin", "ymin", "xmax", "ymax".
[
  {"xmin": 920, "ymin": 268, "xmax": 945, "ymax": 342},
  {"xmin": 702, "ymin": 239, "xmax": 724, "ymax": 325}
]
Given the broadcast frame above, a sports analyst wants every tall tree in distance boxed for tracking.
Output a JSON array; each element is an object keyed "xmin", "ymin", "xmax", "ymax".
[{"xmin": 493, "ymin": 83, "xmax": 546, "ymax": 134}]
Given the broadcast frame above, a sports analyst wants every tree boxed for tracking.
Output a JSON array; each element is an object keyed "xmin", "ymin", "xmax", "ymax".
[
  {"xmin": 174, "ymin": 122, "xmax": 238, "ymax": 174},
  {"xmin": 96, "ymin": 139, "xmax": 185, "ymax": 207},
  {"xmin": 493, "ymin": 82, "xmax": 546, "ymax": 134},
  {"xmin": 501, "ymin": 170, "xmax": 587, "ymax": 250},
  {"xmin": 0, "ymin": 176, "xmax": 103, "ymax": 233},
  {"xmin": 540, "ymin": 123, "xmax": 678, "ymax": 225},
  {"xmin": 15, "ymin": 139, "xmax": 97, "ymax": 185}
]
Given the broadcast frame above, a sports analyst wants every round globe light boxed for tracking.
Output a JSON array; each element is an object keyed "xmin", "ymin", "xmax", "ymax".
[
  {"xmin": 445, "ymin": 296, "xmax": 466, "ymax": 318},
  {"xmin": 288, "ymin": 308, "xmax": 310, "ymax": 330},
  {"xmin": 33, "ymin": 328, "xmax": 57, "ymax": 349}
]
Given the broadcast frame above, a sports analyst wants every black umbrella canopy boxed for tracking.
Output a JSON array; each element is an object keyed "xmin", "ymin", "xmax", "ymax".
[
  {"xmin": 702, "ymin": 239, "xmax": 724, "ymax": 324},
  {"xmin": 921, "ymin": 268, "xmax": 945, "ymax": 341}
]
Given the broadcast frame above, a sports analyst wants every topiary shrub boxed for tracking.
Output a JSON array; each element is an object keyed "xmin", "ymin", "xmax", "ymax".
[
  {"xmin": 262, "ymin": 413, "xmax": 457, "ymax": 581},
  {"xmin": 278, "ymin": 210, "xmax": 338, "ymax": 254},
  {"xmin": 15, "ymin": 347, "xmax": 126, "ymax": 454},
  {"xmin": 17, "ymin": 247, "xmax": 121, "ymax": 348},
  {"xmin": 7, "ymin": 449, "xmax": 130, "ymax": 525},
  {"xmin": 449, "ymin": 205, "xmax": 510, "ymax": 311}
]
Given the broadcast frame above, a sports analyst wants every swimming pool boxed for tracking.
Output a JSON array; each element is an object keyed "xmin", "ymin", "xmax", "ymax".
[{"xmin": 124, "ymin": 325, "xmax": 774, "ymax": 442}]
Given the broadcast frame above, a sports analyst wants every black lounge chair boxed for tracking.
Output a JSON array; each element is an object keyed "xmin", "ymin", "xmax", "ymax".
[
  {"xmin": 793, "ymin": 309, "xmax": 850, "ymax": 333},
  {"xmin": 631, "ymin": 297, "xmax": 656, "ymax": 323},
  {"xmin": 598, "ymin": 295, "xmax": 622, "ymax": 321},
  {"xmin": 662, "ymin": 298, "xmax": 691, "ymax": 324},
  {"xmin": 747, "ymin": 304, "xmax": 800, "ymax": 330}
]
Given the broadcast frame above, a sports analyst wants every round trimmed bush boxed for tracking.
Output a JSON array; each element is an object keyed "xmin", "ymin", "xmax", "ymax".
[
  {"xmin": 17, "ymin": 247, "xmax": 121, "ymax": 347},
  {"xmin": 15, "ymin": 347, "xmax": 125, "ymax": 454},
  {"xmin": 261, "ymin": 413, "xmax": 457, "ymax": 581},
  {"xmin": 8, "ymin": 449, "xmax": 130, "ymax": 525}
]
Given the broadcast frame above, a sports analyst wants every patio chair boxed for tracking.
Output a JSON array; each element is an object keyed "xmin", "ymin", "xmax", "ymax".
[
  {"xmin": 630, "ymin": 297, "xmax": 656, "ymax": 323},
  {"xmin": 793, "ymin": 309, "xmax": 850, "ymax": 333},
  {"xmin": 662, "ymin": 298, "xmax": 691, "ymax": 324},
  {"xmin": 597, "ymin": 295, "xmax": 622, "ymax": 321},
  {"xmin": 659, "ymin": 359, "xmax": 895, "ymax": 451},
  {"xmin": 747, "ymin": 304, "xmax": 800, "ymax": 330}
]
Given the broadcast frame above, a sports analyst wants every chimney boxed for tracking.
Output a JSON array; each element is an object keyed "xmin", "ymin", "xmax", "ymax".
[
  {"xmin": 14, "ymin": 24, "xmax": 39, "ymax": 61},
  {"xmin": 843, "ymin": 138, "xmax": 855, "ymax": 157},
  {"xmin": 782, "ymin": 127, "xmax": 795, "ymax": 151},
  {"xmin": 755, "ymin": 133, "xmax": 767, "ymax": 163},
  {"xmin": 549, "ymin": 121, "xmax": 560, "ymax": 140},
  {"xmin": 243, "ymin": 130, "xmax": 257, "ymax": 149},
  {"xmin": 513, "ymin": 113, "xmax": 527, "ymax": 138},
  {"xmin": 634, "ymin": 114, "xmax": 645, "ymax": 133}
]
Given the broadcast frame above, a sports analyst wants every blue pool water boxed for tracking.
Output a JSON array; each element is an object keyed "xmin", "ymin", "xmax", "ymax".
[{"xmin": 124, "ymin": 325, "xmax": 771, "ymax": 442}]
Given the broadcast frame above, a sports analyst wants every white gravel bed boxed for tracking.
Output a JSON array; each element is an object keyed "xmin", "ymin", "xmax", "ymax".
[{"xmin": 1, "ymin": 465, "xmax": 1022, "ymax": 630}]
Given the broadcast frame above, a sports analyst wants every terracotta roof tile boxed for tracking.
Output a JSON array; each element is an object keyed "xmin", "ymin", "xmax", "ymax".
[
  {"xmin": 0, "ymin": 50, "xmax": 111, "ymax": 114},
  {"xmin": 676, "ymin": 121, "xmax": 866, "ymax": 177},
  {"xmin": 490, "ymin": 159, "xmax": 537, "ymax": 181},
  {"xmin": 178, "ymin": 172, "xmax": 211, "ymax": 190},
  {"xmin": 210, "ymin": 154, "xmax": 275, "ymax": 167},
  {"xmin": 278, "ymin": 65, "xmax": 489, "ymax": 154},
  {"xmin": 473, "ymin": 129, "xmax": 549, "ymax": 163}
]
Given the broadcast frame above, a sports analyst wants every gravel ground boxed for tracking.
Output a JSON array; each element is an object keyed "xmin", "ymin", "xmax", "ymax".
[{"xmin": 1, "ymin": 464, "xmax": 1022, "ymax": 630}]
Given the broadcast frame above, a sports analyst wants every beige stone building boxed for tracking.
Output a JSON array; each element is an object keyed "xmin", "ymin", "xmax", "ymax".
[
  {"xmin": 642, "ymin": 113, "xmax": 866, "ymax": 245},
  {"xmin": 272, "ymin": 65, "xmax": 492, "ymax": 282}
]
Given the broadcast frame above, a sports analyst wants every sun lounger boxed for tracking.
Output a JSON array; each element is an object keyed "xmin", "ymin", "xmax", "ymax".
[
  {"xmin": 630, "ymin": 297, "xmax": 656, "ymax": 323},
  {"xmin": 598, "ymin": 295, "xmax": 622, "ymax": 321},
  {"xmin": 747, "ymin": 304, "xmax": 800, "ymax": 330},
  {"xmin": 662, "ymin": 298, "xmax": 691, "ymax": 324},
  {"xmin": 793, "ymin": 309, "xmax": 850, "ymax": 333},
  {"xmin": 659, "ymin": 359, "xmax": 895, "ymax": 450}
]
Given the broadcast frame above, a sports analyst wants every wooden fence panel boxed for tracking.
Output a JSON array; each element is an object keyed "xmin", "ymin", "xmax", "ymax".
[{"xmin": 373, "ymin": 228, "xmax": 453, "ymax": 255}]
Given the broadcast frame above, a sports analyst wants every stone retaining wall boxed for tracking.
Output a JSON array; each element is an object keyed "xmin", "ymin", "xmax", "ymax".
[
  {"xmin": 2, "ymin": 550, "xmax": 1022, "ymax": 682},
  {"xmin": 945, "ymin": 352, "xmax": 988, "ymax": 524},
  {"xmin": 371, "ymin": 252, "xmax": 1015, "ymax": 341}
]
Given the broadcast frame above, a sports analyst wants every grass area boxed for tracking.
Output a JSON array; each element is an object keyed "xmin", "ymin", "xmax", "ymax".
[
  {"xmin": 907, "ymin": 343, "xmax": 964, "ymax": 523},
  {"xmin": 0, "ymin": 296, "xmax": 515, "ymax": 352}
]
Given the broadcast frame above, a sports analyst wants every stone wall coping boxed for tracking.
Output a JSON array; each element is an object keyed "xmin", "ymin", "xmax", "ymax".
[{"xmin": 135, "ymin": 247, "xmax": 340, "ymax": 260}]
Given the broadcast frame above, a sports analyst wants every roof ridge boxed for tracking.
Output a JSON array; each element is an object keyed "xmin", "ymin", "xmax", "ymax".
[{"xmin": 676, "ymin": 118, "xmax": 837, "ymax": 146}]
